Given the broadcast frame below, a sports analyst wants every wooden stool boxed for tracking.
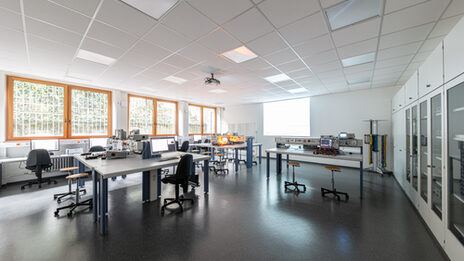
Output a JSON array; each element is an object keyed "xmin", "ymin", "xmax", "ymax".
[
  {"xmin": 192, "ymin": 149, "xmax": 200, "ymax": 154},
  {"xmin": 213, "ymin": 153, "xmax": 229, "ymax": 174},
  {"xmin": 321, "ymin": 166, "xmax": 349, "ymax": 201},
  {"xmin": 285, "ymin": 162, "xmax": 306, "ymax": 192},
  {"xmin": 53, "ymin": 167, "xmax": 86, "ymax": 203},
  {"xmin": 54, "ymin": 173, "xmax": 93, "ymax": 217}
]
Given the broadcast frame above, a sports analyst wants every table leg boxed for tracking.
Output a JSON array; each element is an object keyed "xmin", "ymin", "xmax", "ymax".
[
  {"xmin": 204, "ymin": 160, "xmax": 209, "ymax": 193},
  {"xmin": 286, "ymin": 154, "xmax": 289, "ymax": 168},
  {"xmin": 142, "ymin": 171, "xmax": 150, "ymax": 202},
  {"xmin": 259, "ymin": 145, "xmax": 262, "ymax": 164},
  {"xmin": 212, "ymin": 149, "xmax": 215, "ymax": 163},
  {"xmin": 92, "ymin": 168, "xmax": 98, "ymax": 223},
  {"xmin": 157, "ymin": 169, "xmax": 162, "ymax": 198},
  {"xmin": 360, "ymin": 161, "xmax": 363, "ymax": 199},
  {"xmin": 78, "ymin": 162, "xmax": 85, "ymax": 187},
  {"xmin": 276, "ymin": 153, "xmax": 282, "ymax": 174},
  {"xmin": 235, "ymin": 148, "xmax": 239, "ymax": 172},
  {"xmin": 266, "ymin": 152, "xmax": 270, "ymax": 179},
  {"xmin": 99, "ymin": 176, "xmax": 108, "ymax": 235}
]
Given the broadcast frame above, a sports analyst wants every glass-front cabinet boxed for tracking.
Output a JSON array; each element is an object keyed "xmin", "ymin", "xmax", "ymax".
[
  {"xmin": 431, "ymin": 94, "xmax": 442, "ymax": 218},
  {"xmin": 412, "ymin": 105, "xmax": 419, "ymax": 191},
  {"xmin": 448, "ymin": 82, "xmax": 464, "ymax": 244},
  {"xmin": 406, "ymin": 108, "xmax": 411, "ymax": 183},
  {"xmin": 420, "ymin": 101, "xmax": 428, "ymax": 202}
]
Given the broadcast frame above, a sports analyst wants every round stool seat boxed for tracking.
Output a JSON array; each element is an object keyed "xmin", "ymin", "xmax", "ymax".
[
  {"xmin": 288, "ymin": 162, "xmax": 300, "ymax": 167},
  {"xmin": 217, "ymin": 154, "xmax": 224, "ymax": 157},
  {"xmin": 192, "ymin": 150, "xmax": 200, "ymax": 153},
  {"xmin": 66, "ymin": 173, "xmax": 89, "ymax": 180},
  {"xmin": 203, "ymin": 151, "xmax": 211, "ymax": 154},
  {"xmin": 325, "ymin": 166, "xmax": 341, "ymax": 172},
  {"xmin": 60, "ymin": 166, "xmax": 79, "ymax": 172}
]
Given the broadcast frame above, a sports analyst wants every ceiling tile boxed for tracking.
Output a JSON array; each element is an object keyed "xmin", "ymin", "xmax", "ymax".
[
  {"xmin": 411, "ymin": 51, "xmax": 431, "ymax": 63},
  {"xmin": 222, "ymin": 7, "xmax": 274, "ymax": 43},
  {"xmin": 174, "ymin": 70, "xmax": 200, "ymax": 81},
  {"xmin": 442, "ymin": 0, "xmax": 464, "ymax": 19},
  {"xmin": 279, "ymin": 12, "xmax": 327, "ymax": 45},
  {"xmin": 254, "ymin": 67, "xmax": 281, "ymax": 78},
  {"xmin": 320, "ymin": 0, "xmax": 345, "ymax": 8},
  {"xmin": 198, "ymin": 29, "xmax": 242, "ymax": 54},
  {"xmin": 332, "ymin": 17, "xmax": 380, "ymax": 47},
  {"xmin": 119, "ymin": 44, "xmax": 168, "ymax": 69},
  {"xmin": 246, "ymin": 32, "xmax": 287, "ymax": 56},
  {"xmin": 258, "ymin": 0, "xmax": 320, "ymax": 28},
  {"xmin": 0, "ymin": 0, "xmax": 20, "ymax": 12},
  {"xmin": 302, "ymin": 49, "xmax": 339, "ymax": 65},
  {"xmin": 374, "ymin": 64, "xmax": 408, "ymax": 76},
  {"xmin": 87, "ymin": 21, "xmax": 138, "ymax": 50},
  {"xmin": 163, "ymin": 54, "xmax": 196, "ymax": 69},
  {"xmin": 337, "ymin": 37, "xmax": 377, "ymax": 59},
  {"xmin": 343, "ymin": 62, "xmax": 374, "ymax": 74},
  {"xmin": 381, "ymin": 0, "xmax": 449, "ymax": 35},
  {"xmin": 96, "ymin": 0, "xmax": 156, "ymax": 37},
  {"xmin": 69, "ymin": 58, "xmax": 108, "ymax": 78},
  {"xmin": 49, "ymin": 0, "xmax": 99, "ymax": 16},
  {"xmin": 0, "ymin": 7, "xmax": 23, "ymax": 31},
  {"xmin": 418, "ymin": 36, "xmax": 443, "ymax": 53},
  {"xmin": 310, "ymin": 60, "xmax": 342, "ymax": 73},
  {"xmin": 81, "ymin": 37, "xmax": 125, "ymax": 59},
  {"xmin": 162, "ymin": 2, "xmax": 216, "ymax": 40},
  {"xmin": 187, "ymin": 0, "xmax": 253, "ymax": 25},
  {"xmin": 287, "ymin": 68, "xmax": 314, "ymax": 79},
  {"xmin": 151, "ymin": 62, "xmax": 181, "ymax": 75},
  {"xmin": 379, "ymin": 22, "xmax": 434, "ymax": 49},
  {"xmin": 263, "ymin": 48, "xmax": 298, "ymax": 66},
  {"xmin": 0, "ymin": 27, "xmax": 26, "ymax": 58},
  {"xmin": 292, "ymin": 34, "xmax": 333, "ymax": 58},
  {"xmin": 429, "ymin": 15, "xmax": 461, "ymax": 38},
  {"xmin": 317, "ymin": 69, "xmax": 345, "ymax": 79},
  {"xmin": 384, "ymin": 0, "xmax": 428, "ymax": 14},
  {"xmin": 178, "ymin": 43, "xmax": 218, "ymax": 62},
  {"xmin": 240, "ymin": 57, "xmax": 271, "ymax": 71},
  {"xmin": 144, "ymin": 24, "xmax": 192, "ymax": 52},
  {"xmin": 132, "ymin": 40, "xmax": 171, "ymax": 60},
  {"xmin": 375, "ymin": 55, "xmax": 414, "ymax": 69},
  {"xmin": 276, "ymin": 59, "xmax": 306, "ymax": 73},
  {"xmin": 26, "ymin": 17, "xmax": 82, "ymax": 47},
  {"xmin": 377, "ymin": 42, "xmax": 421, "ymax": 61},
  {"xmin": 24, "ymin": 0, "xmax": 90, "ymax": 34}
]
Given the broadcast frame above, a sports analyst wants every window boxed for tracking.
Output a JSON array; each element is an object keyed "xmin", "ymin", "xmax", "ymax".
[
  {"xmin": 127, "ymin": 95, "xmax": 178, "ymax": 136},
  {"xmin": 129, "ymin": 95, "xmax": 154, "ymax": 135},
  {"xmin": 188, "ymin": 105, "xmax": 216, "ymax": 135},
  {"xmin": 263, "ymin": 97, "xmax": 310, "ymax": 136},
  {"xmin": 70, "ymin": 87, "xmax": 111, "ymax": 137},
  {"xmin": 6, "ymin": 76, "xmax": 112, "ymax": 140},
  {"xmin": 156, "ymin": 100, "xmax": 177, "ymax": 135}
]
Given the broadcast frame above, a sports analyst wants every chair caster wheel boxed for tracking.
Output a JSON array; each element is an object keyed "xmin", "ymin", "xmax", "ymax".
[
  {"xmin": 54, "ymin": 181, "xmax": 57, "ymax": 184},
  {"xmin": 54, "ymin": 211, "xmax": 59, "ymax": 217},
  {"xmin": 67, "ymin": 212, "xmax": 73, "ymax": 217},
  {"xmin": 57, "ymin": 199, "xmax": 61, "ymax": 203},
  {"xmin": 29, "ymin": 184, "xmax": 32, "ymax": 187},
  {"xmin": 161, "ymin": 209, "xmax": 165, "ymax": 216}
]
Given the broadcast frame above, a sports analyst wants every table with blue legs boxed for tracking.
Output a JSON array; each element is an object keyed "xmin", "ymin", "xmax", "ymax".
[
  {"xmin": 189, "ymin": 143, "xmax": 262, "ymax": 172},
  {"xmin": 265, "ymin": 148, "xmax": 364, "ymax": 199},
  {"xmin": 74, "ymin": 153, "xmax": 211, "ymax": 235}
]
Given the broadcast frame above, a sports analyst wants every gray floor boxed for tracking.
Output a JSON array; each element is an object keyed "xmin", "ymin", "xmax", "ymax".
[{"xmin": 0, "ymin": 160, "xmax": 448, "ymax": 261}]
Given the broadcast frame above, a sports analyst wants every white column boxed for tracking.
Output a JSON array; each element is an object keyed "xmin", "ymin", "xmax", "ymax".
[{"xmin": 178, "ymin": 101, "xmax": 189, "ymax": 138}]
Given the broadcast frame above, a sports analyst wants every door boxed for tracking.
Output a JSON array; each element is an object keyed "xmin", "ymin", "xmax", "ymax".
[{"xmin": 420, "ymin": 100, "xmax": 428, "ymax": 202}]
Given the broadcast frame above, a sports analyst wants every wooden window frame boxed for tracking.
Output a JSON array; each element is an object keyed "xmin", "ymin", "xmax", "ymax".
[
  {"xmin": 188, "ymin": 104, "xmax": 217, "ymax": 135},
  {"xmin": 6, "ymin": 76, "xmax": 112, "ymax": 141},
  {"xmin": 127, "ymin": 94, "xmax": 178, "ymax": 137}
]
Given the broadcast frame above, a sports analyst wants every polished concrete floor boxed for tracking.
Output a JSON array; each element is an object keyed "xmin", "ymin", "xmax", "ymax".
[{"xmin": 0, "ymin": 160, "xmax": 448, "ymax": 261}]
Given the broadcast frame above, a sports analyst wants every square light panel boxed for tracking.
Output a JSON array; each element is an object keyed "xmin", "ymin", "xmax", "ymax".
[
  {"xmin": 326, "ymin": 0, "xmax": 381, "ymax": 31},
  {"xmin": 347, "ymin": 77, "xmax": 370, "ymax": 85},
  {"xmin": 163, "ymin": 75, "xmax": 187, "ymax": 84},
  {"xmin": 76, "ymin": 49, "xmax": 116, "ymax": 65},
  {"xmin": 209, "ymin": 89, "xmax": 227, "ymax": 94},
  {"xmin": 120, "ymin": 0, "xmax": 179, "ymax": 20},
  {"xmin": 222, "ymin": 46, "xmax": 258, "ymax": 63},
  {"xmin": 287, "ymin": 87, "xmax": 307, "ymax": 94},
  {"xmin": 342, "ymin": 52, "xmax": 375, "ymax": 67},
  {"xmin": 264, "ymin": 73, "xmax": 291, "ymax": 83}
]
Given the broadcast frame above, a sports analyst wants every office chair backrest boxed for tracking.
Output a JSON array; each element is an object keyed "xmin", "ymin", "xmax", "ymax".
[
  {"xmin": 179, "ymin": 141, "xmax": 189, "ymax": 152},
  {"xmin": 89, "ymin": 145, "xmax": 105, "ymax": 152},
  {"xmin": 175, "ymin": 154, "xmax": 193, "ymax": 181},
  {"xmin": 204, "ymin": 139, "xmax": 211, "ymax": 143},
  {"xmin": 26, "ymin": 149, "xmax": 52, "ymax": 171}
]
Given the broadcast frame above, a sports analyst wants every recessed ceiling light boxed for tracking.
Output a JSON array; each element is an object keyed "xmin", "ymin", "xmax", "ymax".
[
  {"xmin": 347, "ymin": 77, "xmax": 371, "ymax": 85},
  {"xmin": 222, "ymin": 46, "xmax": 258, "ymax": 63},
  {"xmin": 120, "ymin": 0, "xmax": 179, "ymax": 20},
  {"xmin": 209, "ymin": 89, "xmax": 227, "ymax": 94},
  {"xmin": 264, "ymin": 73, "xmax": 291, "ymax": 83},
  {"xmin": 163, "ymin": 75, "xmax": 187, "ymax": 84},
  {"xmin": 326, "ymin": 0, "xmax": 381, "ymax": 31},
  {"xmin": 287, "ymin": 87, "xmax": 307, "ymax": 94},
  {"xmin": 76, "ymin": 49, "xmax": 116, "ymax": 65},
  {"xmin": 341, "ymin": 52, "xmax": 375, "ymax": 67}
]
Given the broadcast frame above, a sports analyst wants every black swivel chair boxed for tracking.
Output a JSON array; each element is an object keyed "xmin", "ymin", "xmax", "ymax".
[
  {"xmin": 178, "ymin": 141, "xmax": 189, "ymax": 152},
  {"xmin": 21, "ymin": 149, "xmax": 57, "ymax": 190},
  {"xmin": 161, "ymin": 154, "xmax": 194, "ymax": 215},
  {"xmin": 89, "ymin": 145, "xmax": 105, "ymax": 153}
]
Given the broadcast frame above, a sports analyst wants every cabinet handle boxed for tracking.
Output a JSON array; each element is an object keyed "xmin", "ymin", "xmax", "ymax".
[
  {"xmin": 426, "ymin": 84, "xmax": 431, "ymax": 88},
  {"xmin": 409, "ymin": 97, "xmax": 412, "ymax": 100},
  {"xmin": 399, "ymin": 104, "xmax": 402, "ymax": 107}
]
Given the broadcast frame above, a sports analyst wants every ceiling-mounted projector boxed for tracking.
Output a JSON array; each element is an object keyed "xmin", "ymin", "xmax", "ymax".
[{"xmin": 204, "ymin": 73, "xmax": 220, "ymax": 86}]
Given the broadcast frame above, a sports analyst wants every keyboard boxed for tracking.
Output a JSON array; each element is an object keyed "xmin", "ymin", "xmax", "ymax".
[{"xmin": 160, "ymin": 152, "xmax": 182, "ymax": 161}]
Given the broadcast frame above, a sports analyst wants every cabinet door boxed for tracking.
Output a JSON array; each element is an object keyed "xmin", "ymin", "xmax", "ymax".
[
  {"xmin": 419, "ymin": 43, "xmax": 443, "ymax": 98},
  {"xmin": 419, "ymin": 100, "xmax": 429, "ymax": 202},
  {"xmin": 405, "ymin": 72, "xmax": 419, "ymax": 105},
  {"xmin": 430, "ymin": 92, "xmax": 443, "ymax": 218},
  {"xmin": 393, "ymin": 87, "xmax": 406, "ymax": 112},
  {"xmin": 444, "ymin": 17, "xmax": 464, "ymax": 83}
]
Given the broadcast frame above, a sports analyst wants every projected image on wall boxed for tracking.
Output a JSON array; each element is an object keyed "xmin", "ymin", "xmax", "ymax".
[{"xmin": 263, "ymin": 97, "xmax": 310, "ymax": 136}]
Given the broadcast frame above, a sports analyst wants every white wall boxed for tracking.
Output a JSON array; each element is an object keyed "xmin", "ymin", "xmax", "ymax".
[{"xmin": 223, "ymin": 86, "xmax": 400, "ymax": 169}]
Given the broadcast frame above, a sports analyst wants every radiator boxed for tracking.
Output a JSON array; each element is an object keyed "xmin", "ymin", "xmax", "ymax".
[{"xmin": 48, "ymin": 156, "xmax": 74, "ymax": 172}]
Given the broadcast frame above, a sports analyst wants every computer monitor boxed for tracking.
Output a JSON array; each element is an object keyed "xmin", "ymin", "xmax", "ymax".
[
  {"xmin": 151, "ymin": 138, "xmax": 169, "ymax": 154},
  {"xmin": 89, "ymin": 138, "xmax": 108, "ymax": 148},
  {"xmin": 166, "ymin": 137, "xmax": 176, "ymax": 152},
  {"xmin": 30, "ymin": 139, "xmax": 60, "ymax": 151},
  {"xmin": 194, "ymin": 135, "xmax": 202, "ymax": 142},
  {"xmin": 320, "ymin": 138, "xmax": 333, "ymax": 148}
]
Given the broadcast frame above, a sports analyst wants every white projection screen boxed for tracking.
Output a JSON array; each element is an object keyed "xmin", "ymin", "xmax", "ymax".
[{"xmin": 263, "ymin": 97, "xmax": 310, "ymax": 136}]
